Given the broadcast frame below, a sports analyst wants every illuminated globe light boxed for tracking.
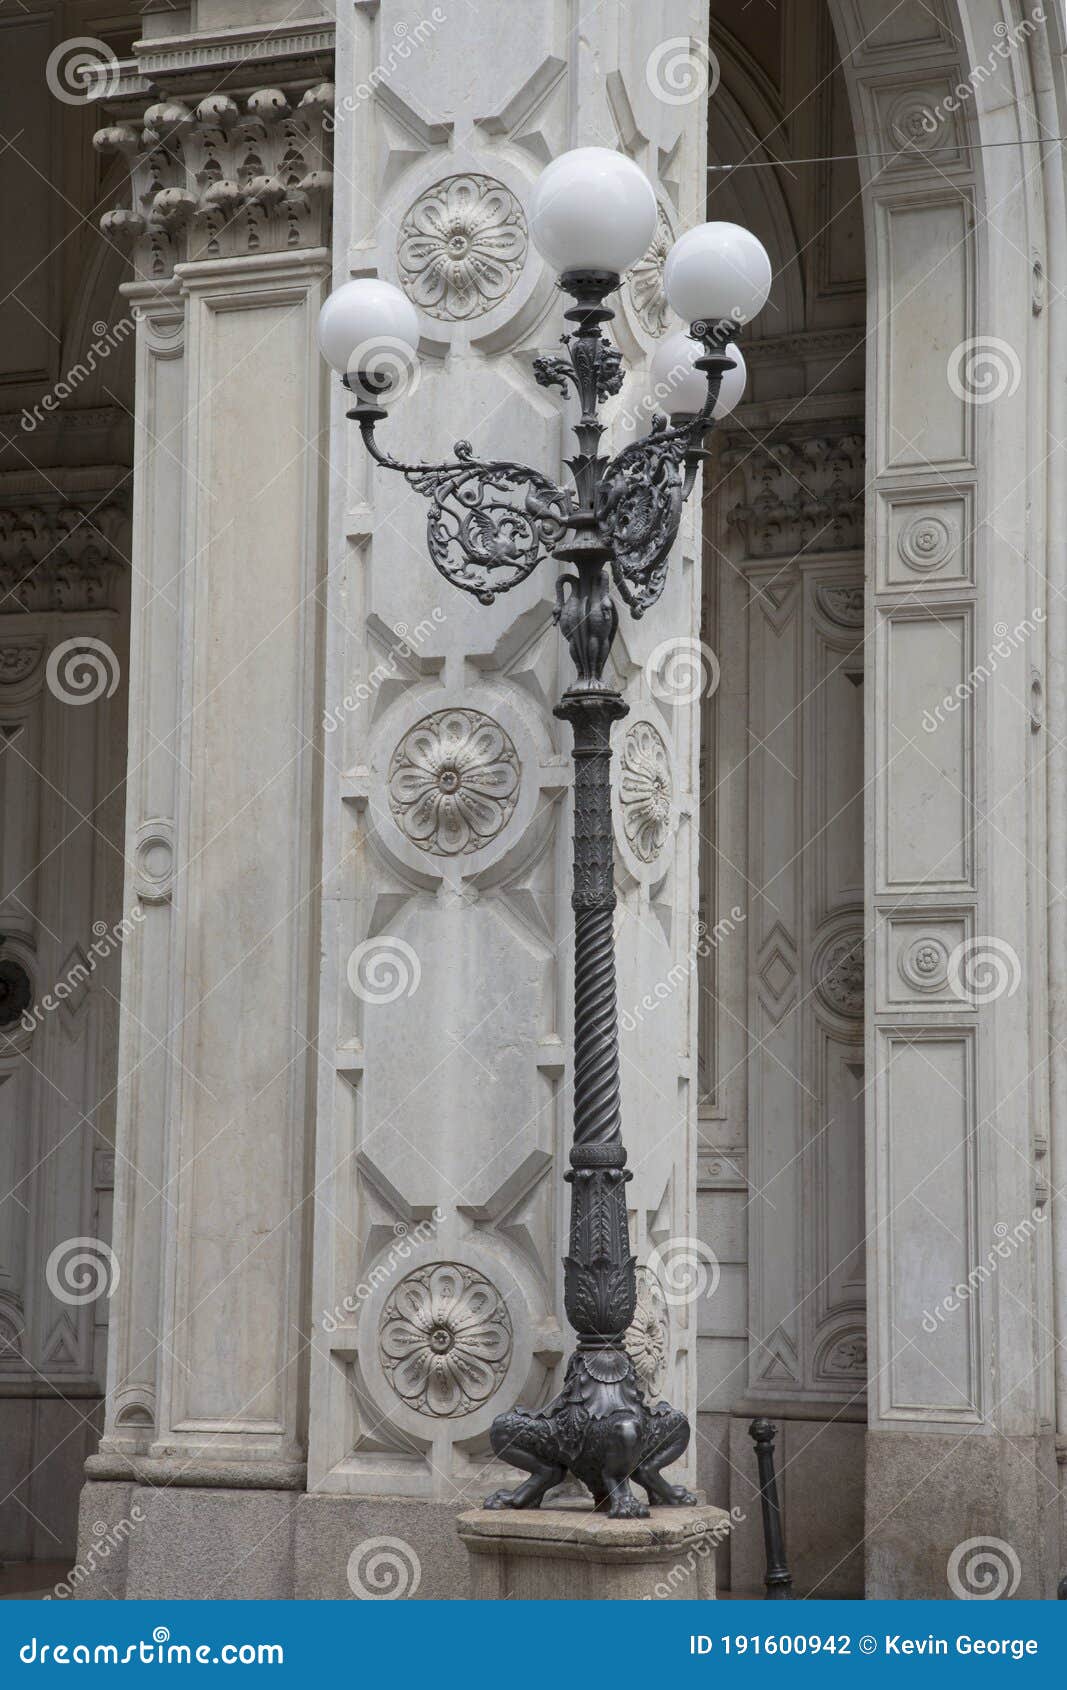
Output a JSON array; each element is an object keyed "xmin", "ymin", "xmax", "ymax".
[
  {"xmin": 648, "ymin": 331, "xmax": 747, "ymax": 419},
  {"xmin": 529, "ymin": 146, "xmax": 658, "ymax": 276},
  {"xmin": 663, "ymin": 221, "xmax": 772, "ymax": 327},
  {"xmin": 317, "ymin": 278, "xmax": 422, "ymax": 400}
]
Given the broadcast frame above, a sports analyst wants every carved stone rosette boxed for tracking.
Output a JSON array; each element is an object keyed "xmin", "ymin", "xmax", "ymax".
[
  {"xmin": 388, "ymin": 707, "xmax": 520, "ymax": 857},
  {"xmin": 626, "ymin": 205, "xmax": 673, "ymax": 337},
  {"xmin": 378, "ymin": 1263, "xmax": 512, "ymax": 1419},
  {"xmin": 619, "ymin": 720, "xmax": 673, "ymax": 863},
  {"xmin": 396, "ymin": 174, "xmax": 527, "ymax": 321}
]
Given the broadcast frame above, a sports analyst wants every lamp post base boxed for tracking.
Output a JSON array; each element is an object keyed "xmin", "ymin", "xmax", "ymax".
[
  {"xmin": 459, "ymin": 1500, "xmax": 728, "ymax": 1601},
  {"xmin": 484, "ymin": 1347, "xmax": 695, "ymax": 1520}
]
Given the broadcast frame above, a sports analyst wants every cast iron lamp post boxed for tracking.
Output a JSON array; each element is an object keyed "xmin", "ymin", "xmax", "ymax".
[{"xmin": 319, "ymin": 147, "xmax": 771, "ymax": 1520}]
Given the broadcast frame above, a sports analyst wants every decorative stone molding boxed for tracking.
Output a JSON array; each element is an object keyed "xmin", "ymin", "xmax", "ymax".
[
  {"xmin": 0, "ymin": 502, "xmax": 128, "ymax": 613},
  {"xmin": 757, "ymin": 923, "xmax": 799, "ymax": 1023},
  {"xmin": 898, "ymin": 933, "xmax": 951, "ymax": 995},
  {"xmin": 626, "ymin": 204, "xmax": 673, "ymax": 337},
  {"xmin": 815, "ymin": 1325, "xmax": 868, "ymax": 1383},
  {"xmin": 387, "ymin": 707, "xmax": 521, "ymax": 858},
  {"xmin": 0, "ymin": 644, "xmax": 42, "ymax": 685},
  {"xmin": 815, "ymin": 583, "xmax": 864, "ymax": 627},
  {"xmin": 625, "ymin": 1266, "xmax": 670, "ymax": 1397},
  {"xmin": 878, "ymin": 83, "xmax": 964, "ymax": 171},
  {"xmin": 396, "ymin": 174, "xmax": 527, "ymax": 321},
  {"xmin": 743, "ymin": 328, "xmax": 865, "ymax": 366},
  {"xmin": 378, "ymin": 1262, "xmax": 513, "ymax": 1419},
  {"xmin": 722, "ymin": 432, "xmax": 864, "ymax": 559},
  {"xmin": 813, "ymin": 927, "xmax": 865, "ymax": 1019},
  {"xmin": 94, "ymin": 84, "xmax": 334, "ymax": 278},
  {"xmin": 897, "ymin": 512, "xmax": 955, "ymax": 572},
  {"xmin": 133, "ymin": 819, "xmax": 175, "ymax": 904},
  {"xmin": 618, "ymin": 720, "xmax": 673, "ymax": 864}
]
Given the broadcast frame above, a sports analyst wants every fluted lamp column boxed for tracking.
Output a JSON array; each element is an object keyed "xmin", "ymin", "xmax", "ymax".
[{"xmin": 318, "ymin": 151, "xmax": 771, "ymax": 1517}]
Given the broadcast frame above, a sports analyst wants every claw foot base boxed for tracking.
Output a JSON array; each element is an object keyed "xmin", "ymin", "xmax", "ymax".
[{"xmin": 483, "ymin": 1345, "xmax": 695, "ymax": 1520}]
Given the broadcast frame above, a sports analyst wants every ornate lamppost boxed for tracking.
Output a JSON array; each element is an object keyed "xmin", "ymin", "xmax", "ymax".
[{"xmin": 318, "ymin": 148, "xmax": 770, "ymax": 1520}]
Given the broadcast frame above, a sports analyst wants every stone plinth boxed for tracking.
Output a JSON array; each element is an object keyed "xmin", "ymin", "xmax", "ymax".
[{"xmin": 457, "ymin": 1504, "xmax": 728, "ymax": 1601}]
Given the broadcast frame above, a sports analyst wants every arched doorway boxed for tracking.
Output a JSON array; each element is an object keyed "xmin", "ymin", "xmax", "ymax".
[{"xmin": 698, "ymin": 0, "xmax": 1064, "ymax": 1598}]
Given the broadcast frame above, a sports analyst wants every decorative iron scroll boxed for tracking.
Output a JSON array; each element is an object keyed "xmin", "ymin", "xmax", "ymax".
[
  {"xmin": 598, "ymin": 416, "xmax": 690, "ymax": 616},
  {"xmin": 366, "ymin": 437, "xmax": 572, "ymax": 604}
]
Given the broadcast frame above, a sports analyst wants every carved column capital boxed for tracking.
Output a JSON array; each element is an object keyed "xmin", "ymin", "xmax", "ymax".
[{"xmin": 94, "ymin": 83, "xmax": 334, "ymax": 280}]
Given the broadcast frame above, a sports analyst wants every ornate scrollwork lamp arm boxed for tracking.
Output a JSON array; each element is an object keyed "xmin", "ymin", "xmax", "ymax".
[
  {"xmin": 597, "ymin": 319, "xmax": 741, "ymax": 617},
  {"xmin": 345, "ymin": 381, "xmax": 574, "ymax": 606}
]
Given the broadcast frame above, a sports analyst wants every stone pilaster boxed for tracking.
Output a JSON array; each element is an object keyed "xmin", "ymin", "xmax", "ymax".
[
  {"xmin": 83, "ymin": 29, "xmax": 333, "ymax": 1511},
  {"xmin": 304, "ymin": 0, "xmax": 707, "ymax": 1593},
  {"xmin": 829, "ymin": 0, "xmax": 1058, "ymax": 1598}
]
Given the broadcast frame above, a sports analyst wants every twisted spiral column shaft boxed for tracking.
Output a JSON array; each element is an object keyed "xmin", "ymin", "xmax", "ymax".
[{"xmin": 554, "ymin": 686, "xmax": 629, "ymax": 1157}]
